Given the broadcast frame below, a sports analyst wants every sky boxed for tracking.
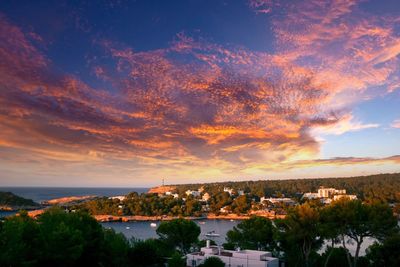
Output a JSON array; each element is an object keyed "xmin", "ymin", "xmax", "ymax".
[{"xmin": 0, "ymin": 0, "xmax": 399, "ymax": 187}]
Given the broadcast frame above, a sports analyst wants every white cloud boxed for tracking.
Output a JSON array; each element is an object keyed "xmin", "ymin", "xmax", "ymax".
[{"xmin": 312, "ymin": 114, "xmax": 379, "ymax": 136}]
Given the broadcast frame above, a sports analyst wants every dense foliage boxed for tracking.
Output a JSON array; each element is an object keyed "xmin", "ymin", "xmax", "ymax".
[
  {"xmin": 0, "ymin": 208, "xmax": 198, "ymax": 267},
  {"xmin": 198, "ymin": 257, "xmax": 225, "ymax": 267},
  {"xmin": 78, "ymin": 192, "xmax": 202, "ymax": 217},
  {"xmin": 156, "ymin": 218, "xmax": 201, "ymax": 253},
  {"xmin": 74, "ymin": 173, "xmax": 400, "ymax": 218},
  {"xmin": 232, "ymin": 199, "xmax": 399, "ymax": 267},
  {"xmin": 225, "ymin": 216, "xmax": 275, "ymax": 251},
  {"xmin": 0, "ymin": 192, "xmax": 39, "ymax": 208},
  {"xmin": 174, "ymin": 173, "xmax": 400, "ymax": 202},
  {"xmin": 0, "ymin": 198, "xmax": 399, "ymax": 267}
]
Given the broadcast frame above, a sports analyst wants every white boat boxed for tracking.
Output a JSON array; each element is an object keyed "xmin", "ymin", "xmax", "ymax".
[
  {"xmin": 205, "ymin": 231, "xmax": 220, "ymax": 237},
  {"xmin": 199, "ymin": 221, "xmax": 206, "ymax": 225},
  {"xmin": 126, "ymin": 226, "xmax": 130, "ymax": 230},
  {"xmin": 150, "ymin": 223, "xmax": 157, "ymax": 228}
]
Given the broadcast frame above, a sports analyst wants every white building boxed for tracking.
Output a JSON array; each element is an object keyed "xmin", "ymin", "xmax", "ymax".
[
  {"xmin": 302, "ymin": 192, "xmax": 319, "ymax": 199},
  {"xmin": 186, "ymin": 243, "xmax": 279, "ymax": 267},
  {"xmin": 219, "ymin": 206, "xmax": 230, "ymax": 213},
  {"xmin": 317, "ymin": 188, "xmax": 346, "ymax": 198},
  {"xmin": 260, "ymin": 197, "xmax": 296, "ymax": 205},
  {"xmin": 109, "ymin": 196, "xmax": 126, "ymax": 201},
  {"xmin": 186, "ymin": 190, "xmax": 201, "ymax": 197},
  {"xmin": 202, "ymin": 192, "xmax": 211, "ymax": 201},
  {"xmin": 223, "ymin": 187, "xmax": 234, "ymax": 195},
  {"xmin": 333, "ymin": 194, "xmax": 357, "ymax": 201}
]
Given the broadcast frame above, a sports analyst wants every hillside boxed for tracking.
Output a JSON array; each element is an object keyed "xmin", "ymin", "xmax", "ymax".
[
  {"xmin": 171, "ymin": 173, "xmax": 400, "ymax": 202},
  {"xmin": 0, "ymin": 192, "xmax": 39, "ymax": 210}
]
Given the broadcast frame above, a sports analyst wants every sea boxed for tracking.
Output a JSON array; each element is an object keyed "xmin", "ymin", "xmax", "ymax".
[
  {"xmin": 0, "ymin": 187, "xmax": 378, "ymax": 255},
  {"xmin": 0, "ymin": 187, "xmax": 149, "ymax": 203}
]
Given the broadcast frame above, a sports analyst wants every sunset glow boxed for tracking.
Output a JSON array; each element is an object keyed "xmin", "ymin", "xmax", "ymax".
[{"xmin": 0, "ymin": 0, "xmax": 399, "ymax": 186}]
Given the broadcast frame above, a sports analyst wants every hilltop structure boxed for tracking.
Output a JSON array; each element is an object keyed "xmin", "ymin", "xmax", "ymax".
[{"xmin": 303, "ymin": 186, "xmax": 357, "ymax": 204}]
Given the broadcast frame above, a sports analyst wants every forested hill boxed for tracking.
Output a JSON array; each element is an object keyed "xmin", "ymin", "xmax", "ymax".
[
  {"xmin": 172, "ymin": 173, "xmax": 400, "ymax": 202},
  {"xmin": 0, "ymin": 192, "xmax": 39, "ymax": 210}
]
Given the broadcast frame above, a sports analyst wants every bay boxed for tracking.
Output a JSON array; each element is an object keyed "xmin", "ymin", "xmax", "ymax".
[{"xmin": 102, "ymin": 219, "xmax": 240, "ymax": 245}]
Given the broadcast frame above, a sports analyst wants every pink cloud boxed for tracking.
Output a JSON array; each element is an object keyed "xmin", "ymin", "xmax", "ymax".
[{"xmin": 391, "ymin": 119, "xmax": 400, "ymax": 129}]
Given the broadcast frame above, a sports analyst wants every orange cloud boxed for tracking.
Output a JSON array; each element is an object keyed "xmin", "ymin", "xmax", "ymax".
[{"xmin": 0, "ymin": 2, "xmax": 399, "ymax": 185}]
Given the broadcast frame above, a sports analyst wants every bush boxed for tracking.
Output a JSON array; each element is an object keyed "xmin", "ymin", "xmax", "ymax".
[
  {"xmin": 199, "ymin": 257, "xmax": 225, "ymax": 267},
  {"xmin": 168, "ymin": 252, "xmax": 186, "ymax": 267}
]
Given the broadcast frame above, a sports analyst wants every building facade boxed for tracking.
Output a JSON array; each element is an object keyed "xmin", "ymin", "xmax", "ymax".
[{"xmin": 186, "ymin": 244, "xmax": 279, "ymax": 267}]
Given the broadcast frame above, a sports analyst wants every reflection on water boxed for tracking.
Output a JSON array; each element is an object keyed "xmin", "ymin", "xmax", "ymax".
[{"xmin": 102, "ymin": 219, "xmax": 240, "ymax": 245}]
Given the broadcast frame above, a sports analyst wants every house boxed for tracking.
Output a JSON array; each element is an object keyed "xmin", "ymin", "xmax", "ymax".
[
  {"xmin": 186, "ymin": 242, "xmax": 279, "ymax": 267},
  {"xmin": 223, "ymin": 187, "xmax": 234, "ymax": 195},
  {"xmin": 333, "ymin": 194, "xmax": 357, "ymax": 201},
  {"xmin": 260, "ymin": 197, "xmax": 296, "ymax": 206},
  {"xmin": 219, "ymin": 206, "xmax": 230, "ymax": 213},
  {"xmin": 186, "ymin": 190, "xmax": 201, "ymax": 197},
  {"xmin": 109, "ymin": 196, "xmax": 126, "ymax": 201},
  {"xmin": 202, "ymin": 192, "xmax": 211, "ymax": 201},
  {"xmin": 302, "ymin": 192, "xmax": 319, "ymax": 199}
]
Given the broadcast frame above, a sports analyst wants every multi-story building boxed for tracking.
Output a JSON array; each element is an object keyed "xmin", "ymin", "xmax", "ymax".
[
  {"xmin": 317, "ymin": 187, "xmax": 346, "ymax": 198},
  {"xmin": 186, "ymin": 243, "xmax": 279, "ymax": 267}
]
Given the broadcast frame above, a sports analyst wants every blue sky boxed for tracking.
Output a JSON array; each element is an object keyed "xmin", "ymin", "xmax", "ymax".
[{"xmin": 0, "ymin": 0, "xmax": 399, "ymax": 186}]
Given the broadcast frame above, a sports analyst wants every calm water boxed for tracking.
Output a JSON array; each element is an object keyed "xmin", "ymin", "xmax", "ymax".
[
  {"xmin": 102, "ymin": 219, "xmax": 240, "ymax": 245},
  {"xmin": 0, "ymin": 187, "xmax": 149, "ymax": 203}
]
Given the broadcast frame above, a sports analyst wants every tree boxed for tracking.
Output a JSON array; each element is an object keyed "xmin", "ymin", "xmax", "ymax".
[
  {"xmin": 231, "ymin": 195, "xmax": 251, "ymax": 214},
  {"xmin": 318, "ymin": 247, "xmax": 350, "ymax": 267},
  {"xmin": 0, "ymin": 211, "xmax": 41, "ymax": 266},
  {"xmin": 38, "ymin": 207, "xmax": 105, "ymax": 266},
  {"xmin": 101, "ymin": 229, "xmax": 130, "ymax": 267},
  {"xmin": 326, "ymin": 199, "xmax": 398, "ymax": 267},
  {"xmin": 167, "ymin": 252, "xmax": 186, "ymax": 267},
  {"xmin": 276, "ymin": 203, "xmax": 323, "ymax": 267},
  {"xmin": 319, "ymin": 205, "xmax": 343, "ymax": 267},
  {"xmin": 128, "ymin": 239, "xmax": 162, "ymax": 267},
  {"xmin": 156, "ymin": 218, "xmax": 200, "ymax": 254},
  {"xmin": 226, "ymin": 216, "xmax": 275, "ymax": 251},
  {"xmin": 198, "ymin": 257, "xmax": 225, "ymax": 267},
  {"xmin": 366, "ymin": 233, "xmax": 400, "ymax": 267},
  {"xmin": 0, "ymin": 207, "xmax": 135, "ymax": 267}
]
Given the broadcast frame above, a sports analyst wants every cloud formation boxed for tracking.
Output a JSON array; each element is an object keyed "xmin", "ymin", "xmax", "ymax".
[
  {"xmin": 391, "ymin": 119, "xmax": 400, "ymax": 129},
  {"xmin": 0, "ymin": 0, "xmax": 400, "ymax": 184}
]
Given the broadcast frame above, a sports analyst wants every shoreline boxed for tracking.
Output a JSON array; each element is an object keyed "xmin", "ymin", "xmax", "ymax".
[
  {"xmin": 21, "ymin": 208, "xmax": 286, "ymax": 221},
  {"xmin": 94, "ymin": 213, "xmax": 285, "ymax": 222}
]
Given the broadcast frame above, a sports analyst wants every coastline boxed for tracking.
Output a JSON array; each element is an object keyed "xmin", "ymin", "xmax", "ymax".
[
  {"xmin": 93, "ymin": 213, "xmax": 285, "ymax": 222},
  {"xmin": 23, "ymin": 208, "xmax": 286, "ymax": 222}
]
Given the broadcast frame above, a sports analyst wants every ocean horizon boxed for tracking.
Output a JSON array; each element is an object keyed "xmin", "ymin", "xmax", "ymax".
[{"xmin": 0, "ymin": 187, "xmax": 149, "ymax": 203}]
